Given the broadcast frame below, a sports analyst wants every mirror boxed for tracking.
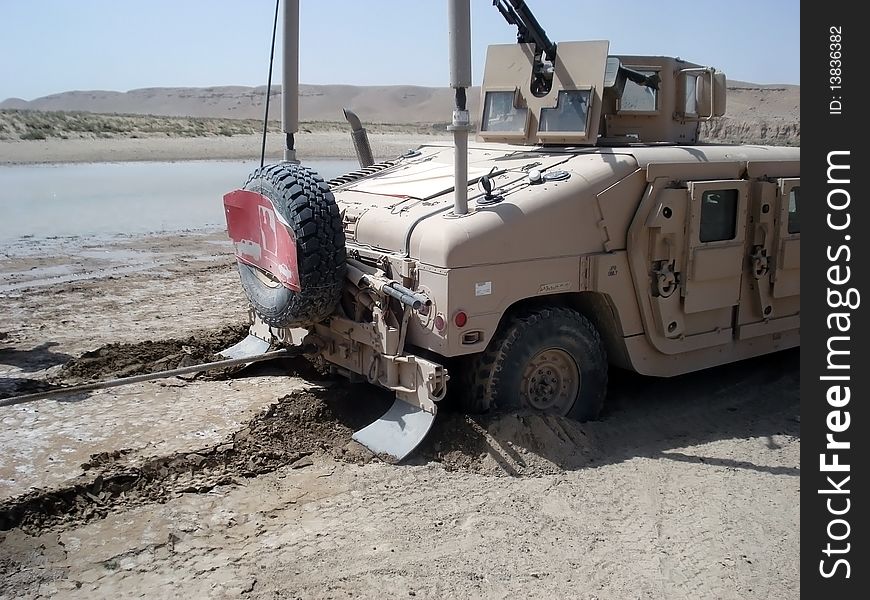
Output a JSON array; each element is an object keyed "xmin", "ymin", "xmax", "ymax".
[
  {"xmin": 678, "ymin": 69, "xmax": 726, "ymax": 119},
  {"xmin": 696, "ymin": 71, "xmax": 727, "ymax": 118}
]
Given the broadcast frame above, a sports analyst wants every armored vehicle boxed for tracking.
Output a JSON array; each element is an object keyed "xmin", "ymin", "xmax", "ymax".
[{"xmin": 222, "ymin": 0, "xmax": 800, "ymax": 458}]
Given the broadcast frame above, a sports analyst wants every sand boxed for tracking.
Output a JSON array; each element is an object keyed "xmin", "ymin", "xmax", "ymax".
[
  {"xmin": 0, "ymin": 91, "xmax": 800, "ymax": 165},
  {"xmin": 0, "ymin": 80, "xmax": 800, "ymax": 165},
  {"xmin": 0, "ymin": 131, "xmax": 449, "ymax": 165},
  {"xmin": 0, "ymin": 230, "xmax": 799, "ymax": 599}
]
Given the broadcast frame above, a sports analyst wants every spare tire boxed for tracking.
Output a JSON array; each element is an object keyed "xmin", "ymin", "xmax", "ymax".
[{"xmin": 237, "ymin": 162, "xmax": 346, "ymax": 328}]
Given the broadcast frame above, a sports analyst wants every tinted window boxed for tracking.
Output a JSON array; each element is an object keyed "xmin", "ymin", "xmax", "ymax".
[
  {"xmin": 699, "ymin": 189, "xmax": 738, "ymax": 242},
  {"xmin": 684, "ymin": 75, "xmax": 698, "ymax": 115},
  {"xmin": 788, "ymin": 186, "xmax": 800, "ymax": 233},
  {"xmin": 481, "ymin": 91, "xmax": 528, "ymax": 132},
  {"xmin": 539, "ymin": 90, "xmax": 591, "ymax": 133},
  {"xmin": 619, "ymin": 70, "xmax": 659, "ymax": 112}
]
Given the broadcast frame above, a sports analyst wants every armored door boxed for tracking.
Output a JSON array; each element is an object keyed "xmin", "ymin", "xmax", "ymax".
[
  {"xmin": 737, "ymin": 178, "xmax": 800, "ymax": 339},
  {"xmin": 629, "ymin": 179, "xmax": 747, "ymax": 355}
]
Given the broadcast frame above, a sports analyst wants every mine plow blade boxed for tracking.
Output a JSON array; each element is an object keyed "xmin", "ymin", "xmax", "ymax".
[
  {"xmin": 352, "ymin": 399, "xmax": 437, "ymax": 461},
  {"xmin": 218, "ymin": 334, "xmax": 273, "ymax": 360}
]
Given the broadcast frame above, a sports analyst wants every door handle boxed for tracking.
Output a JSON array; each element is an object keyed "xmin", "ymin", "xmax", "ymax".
[
  {"xmin": 652, "ymin": 260, "xmax": 678, "ymax": 298},
  {"xmin": 749, "ymin": 246, "xmax": 770, "ymax": 279}
]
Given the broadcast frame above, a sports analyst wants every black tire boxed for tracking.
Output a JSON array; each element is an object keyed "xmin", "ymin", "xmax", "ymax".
[
  {"xmin": 238, "ymin": 163, "xmax": 346, "ymax": 328},
  {"xmin": 459, "ymin": 307, "xmax": 607, "ymax": 421}
]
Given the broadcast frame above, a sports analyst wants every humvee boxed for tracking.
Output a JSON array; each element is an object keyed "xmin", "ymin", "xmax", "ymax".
[{"xmin": 222, "ymin": 0, "xmax": 800, "ymax": 459}]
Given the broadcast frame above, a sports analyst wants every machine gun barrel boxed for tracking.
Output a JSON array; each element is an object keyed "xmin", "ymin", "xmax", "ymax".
[{"xmin": 494, "ymin": 0, "xmax": 556, "ymax": 60}]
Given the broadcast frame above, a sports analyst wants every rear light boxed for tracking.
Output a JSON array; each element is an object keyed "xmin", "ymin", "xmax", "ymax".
[
  {"xmin": 434, "ymin": 314, "xmax": 447, "ymax": 332},
  {"xmin": 454, "ymin": 311, "xmax": 468, "ymax": 328}
]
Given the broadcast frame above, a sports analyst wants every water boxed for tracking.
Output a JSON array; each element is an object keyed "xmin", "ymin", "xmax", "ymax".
[{"xmin": 0, "ymin": 159, "xmax": 356, "ymax": 244}]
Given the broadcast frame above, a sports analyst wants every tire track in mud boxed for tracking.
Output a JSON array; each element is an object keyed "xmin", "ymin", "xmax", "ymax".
[
  {"xmin": 0, "ymin": 382, "xmax": 595, "ymax": 535},
  {"xmin": 0, "ymin": 389, "xmax": 377, "ymax": 534},
  {"xmin": 0, "ymin": 332, "xmax": 800, "ymax": 536}
]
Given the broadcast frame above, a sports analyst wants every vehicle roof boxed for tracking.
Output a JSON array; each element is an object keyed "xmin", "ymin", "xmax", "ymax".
[
  {"xmin": 616, "ymin": 143, "xmax": 800, "ymax": 167},
  {"xmin": 428, "ymin": 140, "xmax": 800, "ymax": 165}
]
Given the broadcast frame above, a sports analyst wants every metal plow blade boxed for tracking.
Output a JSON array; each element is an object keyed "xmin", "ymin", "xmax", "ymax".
[
  {"xmin": 352, "ymin": 399, "xmax": 437, "ymax": 461},
  {"xmin": 218, "ymin": 334, "xmax": 272, "ymax": 360}
]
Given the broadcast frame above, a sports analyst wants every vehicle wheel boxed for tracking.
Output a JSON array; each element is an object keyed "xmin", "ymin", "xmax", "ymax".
[
  {"xmin": 238, "ymin": 163, "xmax": 346, "ymax": 327},
  {"xmin": 460, "ymin": 307, "xmax": 607, "ymax": 421}
]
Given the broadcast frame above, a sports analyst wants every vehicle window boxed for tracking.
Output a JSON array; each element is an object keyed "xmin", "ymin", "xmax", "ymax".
[
  {"xmin": 539, "ymin": 90, "xmax": 591, "ymax": 133},
  {"xmin": 684, "ymin": 75, "xmax": 698, "ymax": 115},
  {"xmin": 481, "ymin": 91, "xmax": 528, "ymax": 132},
  {"xmin": 699, "ymin": 189, "xmax": 738, "ymax": 242},
  {"xmin": 619, "ymin": 69, "xmax": 659, "ymax": 112},
  {"xmin": 788, "ymin": 186, "xmax": 800, "ymax": 234}
]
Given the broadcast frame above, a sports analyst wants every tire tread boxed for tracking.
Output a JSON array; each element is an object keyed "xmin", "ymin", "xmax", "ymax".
[
  {"xmin": 460, "ymin": 307, "xmax": 607, "ymax": 420},
  {"xmin": 239, "ymin": 163, "xmax": 346, "ymax": 327}
]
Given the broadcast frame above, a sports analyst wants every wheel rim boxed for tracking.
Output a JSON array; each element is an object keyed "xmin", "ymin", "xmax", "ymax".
[{"xmin": 521, "ymin": 347, "xmax": 580, "ymax": 415}]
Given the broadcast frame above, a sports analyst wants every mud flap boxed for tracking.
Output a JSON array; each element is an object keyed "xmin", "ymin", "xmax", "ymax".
[
  {"xmin": 218, "ymin": 334, "xmax": 272, "ymax": 360},
  {"xmin": 352, "ymin": 399, "xmax": 437, "ymax": 461}
]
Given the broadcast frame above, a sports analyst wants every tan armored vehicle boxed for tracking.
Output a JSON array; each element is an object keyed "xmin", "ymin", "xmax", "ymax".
[{"xmin": 222, "ymin": 0, "xmax": 800, "ymax": 459}]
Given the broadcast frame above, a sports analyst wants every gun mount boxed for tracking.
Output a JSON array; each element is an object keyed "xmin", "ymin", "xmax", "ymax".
[
  {"xmin": 494, "ymin": 0, "xmax": 556, "ymax": 96},
  {"xmin": 484, "ymin": 0, "xmax": 726, "ymax": 146}
]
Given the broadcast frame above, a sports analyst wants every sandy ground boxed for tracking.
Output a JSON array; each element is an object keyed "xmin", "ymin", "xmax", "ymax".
[
  {"xmin": 0, "ymin": 231, "xmax": 800, "ymax": 599},
  {"xmin": 0, "ymin": 132, "xmax": 450, "ymax": 165}
]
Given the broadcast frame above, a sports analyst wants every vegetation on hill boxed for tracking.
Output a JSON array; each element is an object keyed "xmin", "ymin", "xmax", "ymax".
[
  {"xmin": 1, "ymin": 107, "xmax": 798, "ymax": 147},
  {"xmin": 0, "ymin": 110, "xmax": 449, "ymax": 142}
]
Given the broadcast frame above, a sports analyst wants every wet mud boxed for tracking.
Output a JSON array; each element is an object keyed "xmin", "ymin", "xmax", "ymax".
[
  {"xmin": 0, "ymin": 389, "xmax": 377, "ymax": 534},
  {"xmin": 0, "ymin": 231, "xmax": 801, "ymax": 598},
  {"xmin": 0, "ymin": 324, "xmax": 255, "ymax": 401},
  {"xmin": 0, "ymin": 377, "xmax": 575, "ymax": 534},
  {"xmin": 0, "ymin": 346, "xmax": 800, "ymax": 535},
  {"xmin": 0, "ymin": 377, "xmax": 60, "ymax": 400},
  {"xmin": 59, "ymin": 323, "xmax": 250, "ymax": 382}
]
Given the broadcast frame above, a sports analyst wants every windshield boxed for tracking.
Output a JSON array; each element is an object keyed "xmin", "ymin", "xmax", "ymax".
[
  {"xmin": 538, "ymin": 90, "xmax": 591, "ymax": 133},
  {"xmin": 481, "ymin": 91, "xmax": 528, "ymax": 132}
]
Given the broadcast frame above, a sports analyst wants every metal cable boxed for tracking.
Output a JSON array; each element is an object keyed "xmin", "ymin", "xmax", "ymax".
[
  {"xmin": 0, "ymin": 349, "xmax": 295, "ymax": 408},
  {"xmin": 260, "ymin": 0, "xmax": 281, "ymax": 170}
]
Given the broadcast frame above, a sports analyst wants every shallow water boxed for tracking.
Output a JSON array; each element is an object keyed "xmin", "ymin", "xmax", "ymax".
[{"xmin": 0, "ymin": 159, "xmax": 356, "ymax": 244}]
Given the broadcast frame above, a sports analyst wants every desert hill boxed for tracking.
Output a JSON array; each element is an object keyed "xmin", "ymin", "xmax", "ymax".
[{"xmin": 1, "ymin": 85, "xmax": 464, "ymax": 125}]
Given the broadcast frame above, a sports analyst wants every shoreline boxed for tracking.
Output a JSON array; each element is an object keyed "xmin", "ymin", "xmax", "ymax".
[
  {"xmin": 0, "ymin": 125, "xmax": 799, "ymax": 165},
  {"xmin": 1, "ymin": 224, "xmax": 227, "ymax": 252},
  {"xmin": 0, "ymin": 131, "xmax": 451, "ymax": 165}
]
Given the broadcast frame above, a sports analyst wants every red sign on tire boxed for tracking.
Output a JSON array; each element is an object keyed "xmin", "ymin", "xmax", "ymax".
[{"xmin": 223, "ymin": 189, "xmax": 301, "ymax": 291}]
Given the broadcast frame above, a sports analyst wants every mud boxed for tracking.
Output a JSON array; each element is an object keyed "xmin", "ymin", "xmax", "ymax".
[
  {"xmin": 0, "ymin": 389, "xmax": 381, "ymax": 534},
  {"xmin": 58, "ymin": 324, "xmax": 250, "ymax": 383},
  {"xmin": 0, "ymin": 381, "xmax": 575, "ymax": 533},
  {"xmin": 0, "ymin": 231, "xmax": 800, "ymax": 599},
  {"xmin": 0, "ymin": 377, "xmax": 501, "ymax": 534},
  {"xmin": 0, "ymin": 377, "xmax": 59, "ymax": 400},
  {"xmin": 415, "ymin": 411, "xmax": 588, "ymax": 476},
  {"xmin": 1, "ymin": 345, "xmax": 800, "ymax": 538},
  {"xmin": 0, "ymin": 324, "xmax": 251, "ymax": 400}
]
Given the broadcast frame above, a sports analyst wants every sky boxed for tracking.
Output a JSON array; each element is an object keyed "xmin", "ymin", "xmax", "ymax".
[{"xmin": 1, "ymin": 0, "xmax": 800, "ymax": 101}]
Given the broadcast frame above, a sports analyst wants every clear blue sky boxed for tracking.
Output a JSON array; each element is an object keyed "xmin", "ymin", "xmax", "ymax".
[{"xmin": 1, "ymin": 0, "xmax": 800, "ymax": 101}]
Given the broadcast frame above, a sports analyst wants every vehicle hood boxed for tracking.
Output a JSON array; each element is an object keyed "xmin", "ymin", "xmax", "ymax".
[{"xmin": 333, "ymin": 142, "xmax": 600, "ymax": 265}]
